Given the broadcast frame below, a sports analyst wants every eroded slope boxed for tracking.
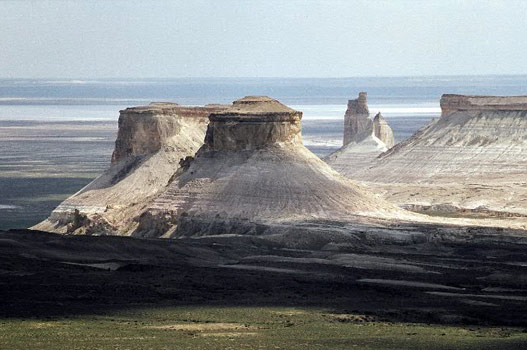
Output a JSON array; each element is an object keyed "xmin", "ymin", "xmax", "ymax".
[
  {"xmin": 133, "ymin": 96, "xmax": 412, "ymax": 238},
  {"xmin": 349, "ymin": 95, "xmax": 527, "ymax": 218},
  {"xmin": 33, "ymin": 103, "xmax": 228, "ymax": 235}
]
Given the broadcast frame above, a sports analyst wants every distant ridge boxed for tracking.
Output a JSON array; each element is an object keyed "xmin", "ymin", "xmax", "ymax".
[{"xmin": 337, "ymin": 94, "xmax": 527, "ymax": 220}]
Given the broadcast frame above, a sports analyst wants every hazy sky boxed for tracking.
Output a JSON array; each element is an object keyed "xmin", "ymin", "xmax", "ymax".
[{"xmin": 1, "ymin": 0, "xmax": 527, "ymax": 78}]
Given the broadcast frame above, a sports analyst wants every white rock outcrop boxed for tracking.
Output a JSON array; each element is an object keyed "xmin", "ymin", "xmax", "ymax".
[
  {"xmin": 326, "ymin": 93, "xmax": 394, "ymax": 177},
  {"xmin": 373, "ymin": 112, "xmax": 394, "ymax": 149},
  {"xmin": 340, "ymin": 94, "xmax": 527, "ymax": 219},
  {"xmin": 343, "ymin": 92, "xmax": 373, "ymax": 145},
  {"xmin": 133, "ymin": 96, "xmax": 411, "ymax": 238},
  {"xmin": 32, "ymin": 102, "xmax": 229, "ymax": 235},
  {"xmin": 343, "ymin": 92, "xmax": 394, "ymax": 148},
  {"xmin": 35, "ymin": 95, "xmax": 525, "ymax": 238},
  {"xmin": 364, "ymin": 94, "xmax": 527, "ymax": 183}
]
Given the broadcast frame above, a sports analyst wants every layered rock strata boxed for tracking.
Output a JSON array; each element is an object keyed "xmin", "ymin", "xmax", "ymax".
[
  {"xmin": 35, "ymin": 95, "xmax": 524, "ymax": 239},
  {"xmin": 133, "ymin": 96, "xmax": 412, "ymax": 238},
  {"xmin": 364, "ymin": 94, "xmax": 527, "ymax": 182},
  {"xmin": 342, "ymin": 94, "xmax": 527, "ymax": 219},
  {"xmin": 324, "ymin": 135, "xmax": 388, "ymax": 177},
  {"xmin": 440, "ymin": 94, "xmax": 527, "ymax": 116},
  {"xmin": 33, "ymin": 102, "xmax": 229, "ymax": 235}
]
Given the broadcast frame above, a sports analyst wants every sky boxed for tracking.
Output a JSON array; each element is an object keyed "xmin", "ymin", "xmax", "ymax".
[{"xmin": 1, "ymin": 0, "xmax": 527, "ymax": 78}]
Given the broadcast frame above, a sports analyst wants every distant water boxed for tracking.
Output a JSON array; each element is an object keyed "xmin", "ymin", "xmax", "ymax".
[
  {"xmin": 2, "ymin": 75, "xmax": 527, "ymax": 105},
  {"xmin": 1, "ymin": 75, "xmax": 527, "ymax": 229}
]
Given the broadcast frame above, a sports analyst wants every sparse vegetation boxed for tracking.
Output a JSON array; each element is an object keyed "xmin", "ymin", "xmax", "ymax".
[{"xmin": 2, "ymin": 307, "xmax": 526, "ymax": 350}]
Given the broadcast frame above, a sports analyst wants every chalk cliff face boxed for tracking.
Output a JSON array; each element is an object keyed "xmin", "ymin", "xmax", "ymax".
[
  {"xmin": 365, "ymin": 95, "xmax": 527, "ymax": 183},
  {"xmin": 133, "ymin": 96, "xmax": 411, "ymax": 238},
  {"xmin": 344, "ymin": 94, "xmax": 527, "ymax": 219},
  {"xmin": 204, "ymin": 96, "xmax": 303, "ymax": 151},
  {"xmin": 342, "ymin": 92, "xmax": 395, "ymax": 147},
  {"xmin": 32, "ymin": 102, "xmax": 228, "ymax": 235},
  {"xmin": 439, "ymin": 94, "xmax": 527, "ymax": 117},
  {"xmin": 34, "ymin": 95, "xmax": 525, "ymax": 238},
  {"xmin": 111, "ymin": 103, "xmax": 223, "ymax": 163}
]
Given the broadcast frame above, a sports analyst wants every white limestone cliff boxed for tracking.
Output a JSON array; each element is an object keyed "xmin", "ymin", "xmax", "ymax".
[
  {"xmin": 340, "ymin": 94, "xmax": 527, "ymax": 220},
  {"xmin": 133, "ymin": 96, "xmax": 412, "ymax": 238},
  {"xmin": 32, "ymin": 102, "xmax": 228, "ymax": 235}
]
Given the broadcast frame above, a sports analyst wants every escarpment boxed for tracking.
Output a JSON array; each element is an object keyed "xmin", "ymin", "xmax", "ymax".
[
  {"xmin": 365, "ymin": 94, "xmax": 527, "ymax": 182},
  {"xmin": 439, "ymin": 94, "xmax": 527, "ymax": 116},
  {"xmin": 325, "ymin": 93, "xmax": 394, "ymax": 177},
  {"xmin": 36, "ymin": 96, "xmax": 414, "ymax": 238},
  {"xmin": 344, "ymin": 94, "xmax": 527, "ymax": 219},
  {"xmin": 133, "ymin": 96, "xmax": 413, "ymax": 238},
  {"xmin": 33, "ymin": 94, "xmax": 527, "ymax": 240},
  {"xmin": 32, "ymin": 102, "xmax": 229, "ymax": 235},
  {"xmin": 111, "ymin": 103, "xmax": 227, "ymax": 163}
]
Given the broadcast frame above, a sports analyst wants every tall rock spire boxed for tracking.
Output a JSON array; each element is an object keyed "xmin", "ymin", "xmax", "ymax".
[
  {"xmin": 343, "ymin": 92, "xmax": 372, "ymax": 145},
  {"xmin": 342, "ymin": 92, "xmax": 394, "ymax": 148}
]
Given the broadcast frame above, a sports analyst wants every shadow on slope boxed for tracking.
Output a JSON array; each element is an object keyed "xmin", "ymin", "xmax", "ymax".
[{"xmin": 2, "ymin": 229, "xmax": 527, "ymax": 327}]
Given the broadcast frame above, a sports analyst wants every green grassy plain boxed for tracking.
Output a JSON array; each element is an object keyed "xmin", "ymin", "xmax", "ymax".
[{"xmin": 2, "ymin": 306, "xmax": 526, "ymax": 350}]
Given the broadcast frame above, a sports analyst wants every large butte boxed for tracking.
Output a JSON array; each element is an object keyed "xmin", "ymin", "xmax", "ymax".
[
  {"xmin": 134, "ymin": 96, "xmax": 412, "ymax": 238},
  {"xmin": 32, "ymin": 102, "xmax": 229, "ymax": 235}
]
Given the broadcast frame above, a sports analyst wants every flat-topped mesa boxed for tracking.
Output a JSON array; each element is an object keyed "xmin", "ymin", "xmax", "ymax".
[
  {"xmin": 339, "ymin": 93, "xmax": 527, "ymax": 219},
  {"xmin": 440, "ymin": 94, "xmax": 527, "ymax": 117},
  {"xmin": 343, "ymin": 92, "xmax": 372, "ymax": 145},
  {"xmin": 133, "ymin": 96, "xmax": 412, "ymax": 238},
  {"xmin": 366, "ymin": 94, "xmax": 527, "ymax": 183},
  {"xmin": 204, "ymin": 96, "xmax": 303, "ymax": 151},
  {"xmin": 112, "ymin": 103, "xmax": 229, "ymax": 163},
  {"xmin": 32, "ymin": 101, "xmax": 229, "ymax": 235}
]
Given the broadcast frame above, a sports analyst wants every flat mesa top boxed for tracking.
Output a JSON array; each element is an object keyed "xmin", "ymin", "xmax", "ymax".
[
  {"xmin": 209, "ymin": 96, "xmax": 302, "ymax": 122},
  {"xmin": 121, "ymin": 102, "xmax": 229, "ymax": 115},
  {"xmin": 441, "ymin": 94, "xmax": 527, "ymax": 111}
]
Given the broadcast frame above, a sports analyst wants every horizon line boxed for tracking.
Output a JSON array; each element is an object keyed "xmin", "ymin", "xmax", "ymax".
[{"xmin": 1, "ymin": 73, "xmax": 527, "ymax": 80}]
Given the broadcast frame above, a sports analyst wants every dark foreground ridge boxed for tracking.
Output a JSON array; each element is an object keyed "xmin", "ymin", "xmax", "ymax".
[{"xmin": 2, "ymin": 229, "xmax": 527, "ymax": 327}]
